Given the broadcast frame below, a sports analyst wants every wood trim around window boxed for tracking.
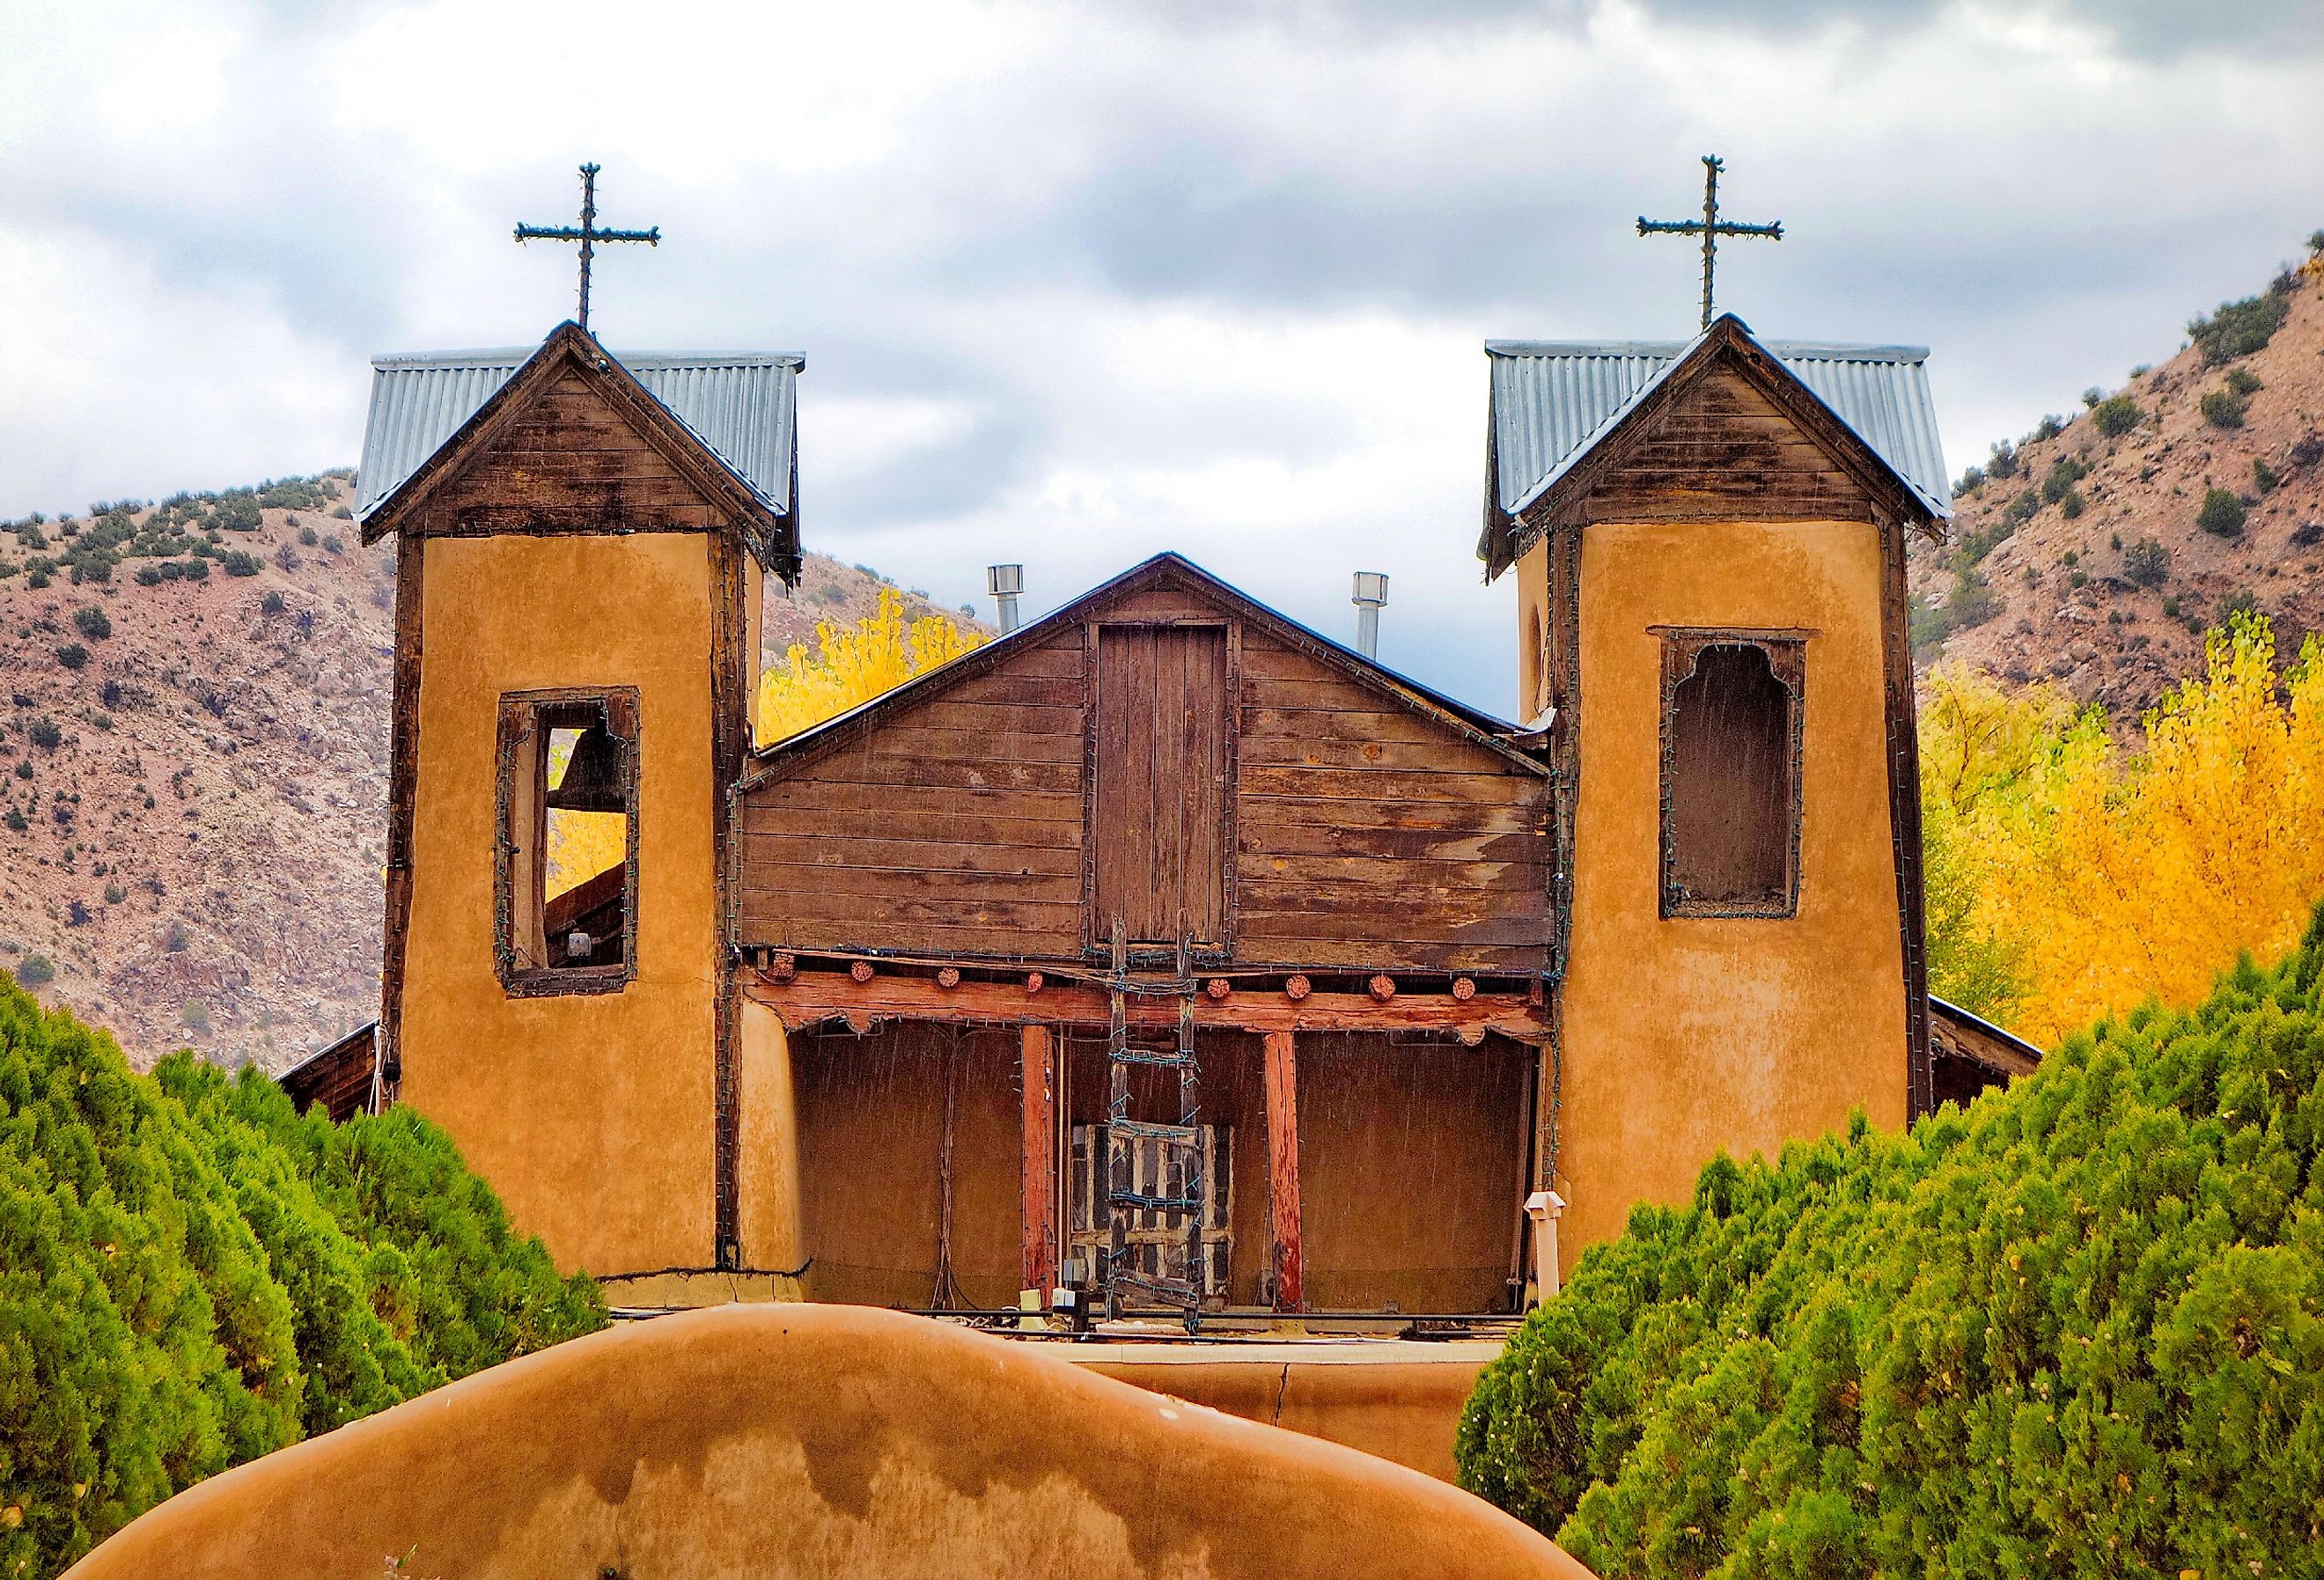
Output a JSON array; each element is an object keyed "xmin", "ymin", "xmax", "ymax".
[
  {"xmin": 1657, "ymin": 628, "xmax": 1806, "ymax": 921},
  {"xmin": 493, "ymin": 686, "xmax": 642, "ymax": 996}
]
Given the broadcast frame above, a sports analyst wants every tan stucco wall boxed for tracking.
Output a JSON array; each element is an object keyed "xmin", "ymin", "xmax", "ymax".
[
  {"xmin": 66, "ymin": 1307, "xmax": 1589, "ymax": 1580},
  {"xmin": 738, "ymin": 997, "xmax": 804, "ymax": 1282},
  {"xmin": 1070, "ymin": 1339, "xmax": 1501, "ymax": 1484},
  {"xmin": 1557, "ymin": 518, "xmax": 1908, "ymax": 1264},
  {"xmin": 401, "ymin": 533, "xmax": 723, "ymax": 1278}
]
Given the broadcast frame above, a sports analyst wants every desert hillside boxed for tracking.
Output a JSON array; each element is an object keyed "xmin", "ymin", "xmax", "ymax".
[
  {"xmin": 0, "ymin": 477, "xmax": 977, "ymax": 1071},
  {"xmin": 1910, "ymin": 249, "xmax": 2324, "ymax": 711}
]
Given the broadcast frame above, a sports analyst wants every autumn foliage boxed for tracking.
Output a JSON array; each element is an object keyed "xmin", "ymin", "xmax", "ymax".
[
  {"xmin": 1921, "ymin": 613, "xmax": 2324, "ymax": 1047},
  {"xmin": 754, "ymin": 585, "xmax": 984, "ymax": 747}
]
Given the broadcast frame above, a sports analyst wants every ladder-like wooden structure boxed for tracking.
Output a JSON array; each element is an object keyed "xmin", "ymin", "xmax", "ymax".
[{"xmin": 1101, "ymin": 922, "xmax": 1205, "ymax": 1330}]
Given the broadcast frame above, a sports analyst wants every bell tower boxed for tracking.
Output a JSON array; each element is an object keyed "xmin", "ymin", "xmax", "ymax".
[
  {"xmin": 1482, "ymin": 315, "xmax": 1950, "ymax": 1269},
  {"xmin": 356, "ymin": 323, "xmax": 800, "ymax": 1283}
]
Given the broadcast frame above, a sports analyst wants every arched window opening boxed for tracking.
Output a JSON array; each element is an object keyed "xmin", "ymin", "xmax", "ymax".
[{"xmin": 1659, "ymin": 636, "xmax": 1803, "ymax": 917}]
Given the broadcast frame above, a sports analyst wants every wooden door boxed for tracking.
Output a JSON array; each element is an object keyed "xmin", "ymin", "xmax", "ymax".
[{"xmin": 1092, "ymin": 623, "xmax": 1230, "ymax": 946}]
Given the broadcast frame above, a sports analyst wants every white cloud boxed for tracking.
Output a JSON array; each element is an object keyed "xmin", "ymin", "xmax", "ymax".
[{"xmin": 3, "ymin": 0, "xmax": 2321, "ymax": 713}]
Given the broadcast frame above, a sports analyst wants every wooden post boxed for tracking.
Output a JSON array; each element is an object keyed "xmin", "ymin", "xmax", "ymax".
[
  {"xmin": 1020, "ymin": 1024, "xmax": 1057, "ymax": 1299},
  {"xmin": 1263, "ymin": 1029, "xmax": 1303, "ymax": 1313}
]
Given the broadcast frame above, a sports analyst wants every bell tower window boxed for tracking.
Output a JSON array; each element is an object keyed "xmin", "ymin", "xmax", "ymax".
[
  {"xmin": 1657, "ymin": 630, "xmax": 1805, "ymax": 919},
  {"xmin": 494, "ymin": 687, "xmax": 640, "ymax": 995}
]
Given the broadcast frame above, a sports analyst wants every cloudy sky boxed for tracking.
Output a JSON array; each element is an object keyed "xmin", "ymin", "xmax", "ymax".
[{"xmin": 4, "ymin": 0, "xmax": 2320, "ymax": 713}]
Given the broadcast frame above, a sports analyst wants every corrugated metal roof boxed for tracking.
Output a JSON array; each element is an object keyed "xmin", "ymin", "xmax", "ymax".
[
  {"xmin": 1487, "ymin": 329, "xmax": 1952, "ymax": 521},
  {"xmin": 354, "ymin": 347, "xmax": 802, "ymax": 522}
]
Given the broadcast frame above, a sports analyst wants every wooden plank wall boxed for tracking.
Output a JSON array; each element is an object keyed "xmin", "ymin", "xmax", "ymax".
[
  {"xmin": 739, "ymin": 629, "xmax": 1091, "ymax": 957},
  {"xmin": 1582, "ymin": 366, "xmax": 1876, "ymax": 525},
  {"xmin": 430, "ymin": 369, "xmax": 727, "ymax": 534},
  {"xmin": 738, "ymin": 573, "xmax": 1555, "ymax": 974}
]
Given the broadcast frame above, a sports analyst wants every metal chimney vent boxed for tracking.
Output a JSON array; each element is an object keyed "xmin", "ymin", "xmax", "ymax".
[
  {"xmin": 1351, "ymin": 571, "xmax": 1388, "ymax": 659},
  {"xmin": 987, "ymin": 563, "xmax": 1025, "ymax": 634}
]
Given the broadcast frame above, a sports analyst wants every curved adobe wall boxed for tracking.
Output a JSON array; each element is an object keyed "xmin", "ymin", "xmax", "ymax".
[{"xmin": 66, "ymin": 1305, "xmax": 1590, "ymax": 1580}]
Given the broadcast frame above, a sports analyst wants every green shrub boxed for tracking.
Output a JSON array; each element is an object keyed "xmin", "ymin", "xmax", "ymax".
[
  {"xmin": 2163, "ymin": 593, "xmax": 2181, "ymax": 617},
  {"xmin": 1953, "ymin": 465, "xmax": 1984, "ymax": 496},
  {"xmin": 2224, "ymin": 364, "xmax": 2265, "ymax": 398},
  {"xmin": 2039, "ymin": 455, "xmax": 2089, "ymax": 505},
  {"xmin": 2123, "ymin": 537, "xmax": 2169, "ymax": 586},
  {"xmin": 217, "ymin": 552, "xmax": 261, "ymax": 578},
  {"xmin": 178, "ymin": 558, "xmax": 209, "ymax": 583},
  {"xmin": 209, "ymin": 490, "xmax": 261, "ymax": 532},
  {"xmin": 1459, "ymin": 912, "xmax": 2324, "ymax": 1576},
  {"xmin": 2059, "ymin": 489, "xmax": 2085, "ymax": 519},
  {"xmin": 70, "ymin": 607, "xmax": 110, "ymax": 641},
  {"xmin": 2201, "ymin": 389, "xmax": 2249, "ymax": 429},
  {"xmin": 259, "ymin": 590, "xmax": 285, "ymax": 615},
  {"xmin": 2254, "ymin": 458, "xmax": 2279, "ymax": 495},
  {"xmin": 2221, "ymin": 589, "xmax": 2260, "ymax": 626},
  {"xmin": 2090, "ymin": 394, "xmax": 2142, "ymax": 437},
  {"xmin": 1945, "ymin": 568, "xmax": 1997, "ymax": 630},
  {"xmin": 27, "ymin": 720, "xmax": 61, "ymax": 750},
  {"xmin": 1985, "ymin": 440, "xmax": 2019, "ymax": 481},
  {"xmin": 0, "ymin": 981, "xmax": 605, "ymax": 1578},
  {"xmin": 2029, "ymin": 414, "xmax": 2065, "ymax": 444},
  {"xmin": 2, "ymin": 810, "xmax": 25, "ymax": 834},
  {"xmin": 132, "ymin": 566, "xmax": 162, "ymax": 586},
  {"xmin": 10, "ymin": 956, "xmax": 51, "ymax": 987},
  {"xmin": 53, "ymin": 645, "xmax": 86, "ymax": 672},
  {"xmin": 2188, "ymin": 291, "xmax": 2289, "ymax": 364},
  {"xmin": 2197, "ymin": 486, "xmax": 2248, "ymax": 537},
  {"xmin": 2003, "ymin": 489, "xmax": 2040, "ymax": 527}
]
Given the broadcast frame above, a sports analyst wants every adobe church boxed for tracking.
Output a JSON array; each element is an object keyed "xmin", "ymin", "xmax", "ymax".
[{"xmin": 290, "ymin": 308, "xmax": 2034, "ymax": 1326}]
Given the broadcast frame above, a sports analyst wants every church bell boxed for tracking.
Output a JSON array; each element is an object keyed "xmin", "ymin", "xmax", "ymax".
[{"xmin": 546, "ymin": 724, "xmax": 627, "ymax": 812}]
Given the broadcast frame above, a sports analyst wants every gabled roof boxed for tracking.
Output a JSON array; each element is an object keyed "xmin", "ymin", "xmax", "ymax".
[
  {"xmin": 1481, "ymin": 315, "xmax": 1950, "ymax": 575},
  {"xmin": 742, "ymin": 552, "xmax": 1551, "ymax": 789},
  {"xmin": 355, "ymin": 322, "xmax": 801, "ymax": 548}
]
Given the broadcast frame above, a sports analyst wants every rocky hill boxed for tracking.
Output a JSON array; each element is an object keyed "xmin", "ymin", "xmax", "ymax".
[
  {"xmin": 1911, "ymin": 249, "xmax": 2324, "ymax": 715},
  {"xmin": 0, "ymin": 476, "xmax": 978, "ymax": 1072}
]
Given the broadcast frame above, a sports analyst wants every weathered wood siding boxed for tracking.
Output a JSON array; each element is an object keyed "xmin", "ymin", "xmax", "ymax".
[
  {"xmin": 1232, "ymin": 625, "xmax": 1553, "ymax": 974},
  {"xmin": 739, "ymin": 628, "xmax": 1092, "ymax": 958},
  {"xmin": 427, "ymin": 368, "xmax": 728, "ymax": 534},
  {"xmin": 738, "ymin": 568, "xmax": 1556, "ymax": 974},
  {"xmin": 1579, "ymin": 366, "xmax": 1876, "ymax": 525}
]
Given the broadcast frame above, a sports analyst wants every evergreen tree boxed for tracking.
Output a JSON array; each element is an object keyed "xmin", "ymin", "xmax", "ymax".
[
  {"xmin": 1460, "ymin": 911, "xmax": 2324, "ymax": 1576},
  {"xmin": 0, "ymin": 980, "xmax": 603, "ymax": 1578}
]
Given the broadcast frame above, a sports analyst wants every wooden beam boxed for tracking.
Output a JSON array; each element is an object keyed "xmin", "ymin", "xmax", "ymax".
[
  {"xmin": 1021, "ymin": 1024, "xmax": 1057, "ymax": 1299},
  {"xmin": 741, "ymin": 966, "xmax": 1550, "ymax": 1043},
  {"xmin": 1263, "ymin": 1030, "xmax": 1302, "ymax": 1314}
]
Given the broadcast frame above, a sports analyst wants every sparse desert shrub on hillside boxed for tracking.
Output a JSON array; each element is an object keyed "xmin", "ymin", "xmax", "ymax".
[
  {"xmin": 209, "ymin": 489, "xmax": 261, "ymax": 532},
  {"xmin": 2028, "ymin": 413, "xmax": 2065, "ymax": 444},
  {"xmin": 2201, "ymin": 387, "xmax": 2249, "ymax": 429},
  {"xmin": 2079, "ymin": 384, "xmax": 2104, "ymax": 408},
  {"xmin": 2198, "ymin": 486, "xmax": 2248, "ymax": 536},
  {"xmin": 26, "ymin": 720, "xmax": 60, "ymax": 750},
  {"xmin": 2, "ymin": 811, "xmax": 24, "ymax": 834},
  {"xmin": 2123, "ymin": 536, "xmax": 2170, "ymax": 586},
  {"xmin": 2058, "ymin": 488, "xmax": 2085, "ymax": 519},
  {"xmin": 2039, "ymin": 454, "xmax": 2088, "ymax": 504},
  {"xmin": 2254, "ymin": 457, "xmax": 2280, "ymax": 495},
  {"xmin": 178, "ymin": 557, "xmax": 209, "ymax": 582},
  {"xmin": 11, "ymin": 955, "xmax": 52, "ymax": 986},
  {"xmin": 320, "ymin": 533, "xmax": 342, "ymax": 555},
  {"xmin": 259, "ymin": 590, "xmax": 286, "ymax": 615},
  {"xmin": 70, "ymin": 606, "xmax": 110, "ymax": 641},
  {"xmin": 11, "ymin": 524, "xmax": 48, "ymax": 551},
  {"xmin": 2220, "ymin": 589, "xmax": 2260, "ymax": 626},
  {"xmin": 2090, "ymin": 393, "xmax": 2142, "ymax": 437},
  {"xmin": 2002, "ymin": 488, "xmax": 2039, "ymax": 526},
  {"xmin": 297, "ymin": 526, "xmax": 318, "ymax": 547},
  {"xmin": 53, "ymin": 644, "xmax": 85, "ymax": 671},
  {"xmin": 2188, "ymin": 290, "xmax": 2290, "ymax": 364},
  {"xmin": 132, "ymin": 565, "xmax": 161, "ymax": 585},
  {"xmin": 1460, "ymin": 915, "xmax": 2324, "ymax": 1578},
  {"xmin": 1953, "ymin": 464, "xmax": 1984, "ymax": 495},
  {"xmin": 2224, "ymin": 364, "xmax": 2264, "ymax": 398},
  {"xmin": 1985, "ymin": 438, "xmax": 2019, "ymax": 480},
  {"xmin": 218, "ymin": 551, "xmax": 261, "ymax": 577}
]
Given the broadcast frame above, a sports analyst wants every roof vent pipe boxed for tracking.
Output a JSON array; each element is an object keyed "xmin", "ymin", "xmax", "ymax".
[
  {"xmin": 1351, "ymin": 571, "xmax": 1388, "ymax": 659},
  {"xmin": 987, "ymin": 563, "xmax": 1024, "ymax": 635}
]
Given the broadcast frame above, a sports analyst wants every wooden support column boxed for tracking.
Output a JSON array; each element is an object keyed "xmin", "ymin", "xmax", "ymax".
[
  {"xmin": 1263, "ymin": 1029, "xmax": 1303, "ymax": 1313},
  {"xmin": 1020, "ymin": 1024, "xmax": 1057, "ymax": 1298}
]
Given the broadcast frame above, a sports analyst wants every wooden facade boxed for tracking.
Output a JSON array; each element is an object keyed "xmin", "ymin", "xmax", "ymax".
[{"xmin": 738, "ymin": 555, "xmax": 1559, "ymax": 1315}]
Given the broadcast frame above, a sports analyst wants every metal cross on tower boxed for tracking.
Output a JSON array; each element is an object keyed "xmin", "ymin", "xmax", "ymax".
[
  {"xmin": 1637, "ymin": 155, "xmax": 1783, "ymax": 332},
  {"xmin": 514, "ymin": 163, "xmax": 660, "ymax": 334}
]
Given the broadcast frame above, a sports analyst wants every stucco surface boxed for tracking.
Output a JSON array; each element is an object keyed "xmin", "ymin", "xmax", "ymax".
[
  {"xmin": 65, "ymin": 1306, "xmax": 1588, "ymax": 1580},
  {"xmin": 401, "ymin": 532, "xmax": 724, "ymax": 1278},
  {"xmin": 1070, "ymin": 1339, "xmax": 1501, "ymax": 1483},
  {"xmin": 1557, "ymin": 518, "xmax": 1908, "ymax": 1263}
]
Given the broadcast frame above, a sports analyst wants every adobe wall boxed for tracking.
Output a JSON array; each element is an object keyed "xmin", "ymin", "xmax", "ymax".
[
  {"xmin": 401, "ymin": 533, "xmax": 722, "ymax": 1279},
  {"xmin": 65, "ymin": 1306, "xmax": 1590, "ymax": 1580},
  {"xmin": 1558, "ymin": 518, "xmax": 1908, "ymax": 1264}
]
